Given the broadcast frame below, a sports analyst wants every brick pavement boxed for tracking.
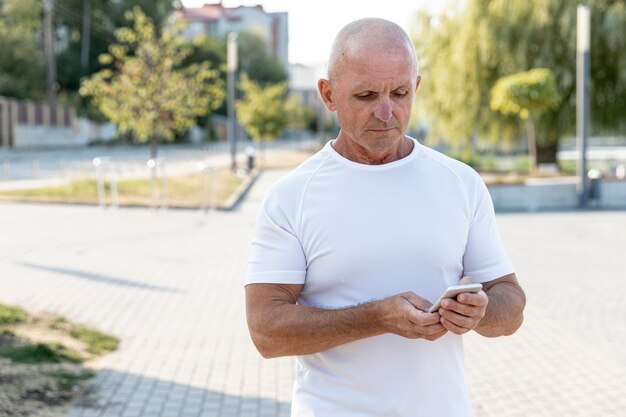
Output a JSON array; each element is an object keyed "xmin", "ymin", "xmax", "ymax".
[{"xmin": 0, "ymin": 169, "xmax": 624, "ymax": 416}]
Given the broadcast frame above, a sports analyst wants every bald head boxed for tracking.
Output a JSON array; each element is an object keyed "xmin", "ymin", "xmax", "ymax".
[{"xmin": 327, "ymin": 18, "xmax": 419, "ymax": 83}]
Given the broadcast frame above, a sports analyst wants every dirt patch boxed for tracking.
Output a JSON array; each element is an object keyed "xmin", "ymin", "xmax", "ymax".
[{"xmin": 0, "ymin": 306, "xmax": 117, "ymax": 417}]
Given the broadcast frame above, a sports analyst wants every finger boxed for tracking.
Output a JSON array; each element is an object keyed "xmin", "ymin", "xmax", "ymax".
[
  {"xmin": 439, "ymin": 308, "xmax": 475, "ymax": 329},
  {"xmin": 419, "ymin": 322, "xmax": 446, "ymax": 336},
  {"xmin": 400, "ymin": 292, "xmax": 432, "ymax": 312},
  {"xmin": 457, "ymin": 291, "xmax": 488, "ymax": 307},
  {"xmin": 441, "ymin": 298, "xmax": 486, "ymax": 319},
  {"xmin": 440, "ymin": 316, "xmax": 470, "ymax": 335},
  {"xmin": 422, "ymin": 328, "xmax": 448, "ymax": 341},
  {"xmin": 410, "ymin": 310, "xmax": 443, "ymax": 326}
]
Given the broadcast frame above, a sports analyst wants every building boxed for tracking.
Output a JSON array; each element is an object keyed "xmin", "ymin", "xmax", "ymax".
[{"xmin": 175, "ymin": 2, "xmax": 288, "ymax": 69}]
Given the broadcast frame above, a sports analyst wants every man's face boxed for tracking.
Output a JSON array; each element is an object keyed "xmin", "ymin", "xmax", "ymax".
[{"xmin": 319, "ymin": 45, "xmax": 420, "ymax": 152}]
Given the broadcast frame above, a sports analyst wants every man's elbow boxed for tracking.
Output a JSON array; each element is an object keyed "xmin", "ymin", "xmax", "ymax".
[{"xmin": 247, "ymin": 322, "xmax": 284, "ymax": 359}]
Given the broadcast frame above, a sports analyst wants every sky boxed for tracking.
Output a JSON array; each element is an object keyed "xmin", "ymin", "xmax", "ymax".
[{"xmin": 181, "ymin": 0, "xmax": 454, "ymax": 66}]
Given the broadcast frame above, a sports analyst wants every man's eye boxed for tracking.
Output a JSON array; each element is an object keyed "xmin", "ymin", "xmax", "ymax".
[
  {"xmin": 393, "ymin": 91, "xmax": 408, "ymax": 97},
  {"xmin": 355, "ymin": 93, "xmax": 375, "ymax": 100}
]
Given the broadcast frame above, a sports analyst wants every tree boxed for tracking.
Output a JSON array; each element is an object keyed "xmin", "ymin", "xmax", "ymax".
[
  {"xmin": 491, "ymin": 68, "xmax": 561, "ymax": 172},
  {"xmin": 412, "ymin": 0, "xmax": 626, "ymax": 163},
  {"xmin": 0, "ymin": 0, "xmax": 46, "ymax": 99},
  {"xmin": 236, "ymin": 74, "xmax": 295, "ymax": 155},
  {"xmin": 79, "ymin": 7, "xmax": 225, "ymax": 158},
  {"xmin": 237, "ymin": 31, "xmax": 288, "ymax": 86}
]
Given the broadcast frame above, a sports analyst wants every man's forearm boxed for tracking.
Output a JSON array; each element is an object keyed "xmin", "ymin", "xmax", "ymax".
[
  {"xmin": 248, "ymin": 301, "xmax": 385, "ymax": 358},
  {"xmin": 475, "ymin": 282, "xmax": 526, "ymax": 337}
]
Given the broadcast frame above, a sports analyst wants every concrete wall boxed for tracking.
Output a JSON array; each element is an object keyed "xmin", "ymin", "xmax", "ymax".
[
  {"xmin": 13, "ymin": 118, "xmax": 116, "ymax": 148},
  {"xmin": 488, "ymin": 178, "xmax": 626, "ymax": 211}
]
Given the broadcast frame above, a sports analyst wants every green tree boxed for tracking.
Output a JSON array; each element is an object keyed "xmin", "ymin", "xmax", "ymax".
[
  {"xmin": 80, "ymin": 7, "xmax": 225, "ymax": 158},
  {"xmin": 236, "ymin": 74, "xmax": 294, "ymax": 155},
  {"xmin": 0, "ymin": 0, "xmax": 45, "ymax": 99},
  {"xmin": 491, "ymin": 68, "xmax": 561, "ymax": 172},
  {"xmin": 237, "ymin": 31, "xmax": 288, "ymax": 86},
  {"xmin": 412, "ymin": 0, "xmax": 626, "ymax": 163}
]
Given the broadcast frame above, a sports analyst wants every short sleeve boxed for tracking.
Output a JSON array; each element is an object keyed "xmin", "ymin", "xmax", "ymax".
[
  {"xmin": 244, "ymin": 188, "xmax": 307, "ymax": 286},
  {"xmin": 462, "ymin": 178, "xmax": 515, "ymax": 283}
]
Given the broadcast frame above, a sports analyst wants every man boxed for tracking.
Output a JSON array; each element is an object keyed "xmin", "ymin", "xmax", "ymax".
[{"xmin": 245, "ymin": 18, "xmax": 526, "ymax": 417}]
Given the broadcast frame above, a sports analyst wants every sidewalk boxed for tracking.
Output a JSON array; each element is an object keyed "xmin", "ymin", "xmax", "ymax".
[{"xmin": 0, "ymin": 169, "xmax": 624, "ymax": 416}]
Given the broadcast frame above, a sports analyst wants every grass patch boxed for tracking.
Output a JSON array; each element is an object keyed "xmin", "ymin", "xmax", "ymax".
[
  {"xmin": 0, "ymin": 303, "xmax": 118, "ymax": 416},
  {"xmin": 69, "ymin": 326, "xmax": 119, "ymax": 354},
  {"xmin": 0, "ymin": 170, "xmax": 245, "ymax": 208},
  {"xmin": 0, "ymin": 304, "xmax": 28, "ymax": 325},
  {"xmin": 0, "ymin": 342, "xmax": 82, "ymax": 364}
]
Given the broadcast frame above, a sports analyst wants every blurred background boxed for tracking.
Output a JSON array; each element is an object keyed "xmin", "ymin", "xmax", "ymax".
[{"xmin": 0, "ymin": 0, "xmax": 625, "ymax": 209}]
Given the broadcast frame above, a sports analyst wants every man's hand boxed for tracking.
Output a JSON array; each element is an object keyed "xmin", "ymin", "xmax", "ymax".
[
  {"xmin": 377, "ymin": 292, "xmax": 448, "ymax": 341},
  {"xmin": 438, "ymin": 276, "xmax": 488, "ymax": 335}
]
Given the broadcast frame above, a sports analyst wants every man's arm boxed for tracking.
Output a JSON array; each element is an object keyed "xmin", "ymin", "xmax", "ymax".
[
  {"xmin": 245, "ymin": 283, "xmax": 447, "ymax": 358},
  {"xmin": 438, "ymin": 273, "xmax": 526, "ymax": 337}
]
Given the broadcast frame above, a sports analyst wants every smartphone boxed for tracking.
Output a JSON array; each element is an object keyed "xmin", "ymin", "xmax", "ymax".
[{"xmin": 427, "ymin": 283, "xmax": 483, "ymax": 313}]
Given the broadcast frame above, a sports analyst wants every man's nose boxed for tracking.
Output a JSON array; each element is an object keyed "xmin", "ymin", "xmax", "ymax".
[{"xmin": 374, "ymin": 97, "xmax": 392, "ymax": 122}]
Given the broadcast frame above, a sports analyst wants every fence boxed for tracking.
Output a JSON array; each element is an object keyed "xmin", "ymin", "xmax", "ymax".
[{"xmin": 0, "ymin": 96, "xmax": 77, "ymax": 148}]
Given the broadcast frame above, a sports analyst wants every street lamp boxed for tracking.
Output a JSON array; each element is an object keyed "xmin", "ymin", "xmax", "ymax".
[
  {"xmin": 576, "ymin": 5, "xmax": 591, "ymax": 207},
  {"xmin": 227, "ymin": 32, "xmax": 238, "ymax": 172}
]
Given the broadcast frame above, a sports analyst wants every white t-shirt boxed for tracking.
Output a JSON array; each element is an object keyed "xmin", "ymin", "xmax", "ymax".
[{"xmin": 246, "ymin": 138, "xmax": 514, "ymax": 417}]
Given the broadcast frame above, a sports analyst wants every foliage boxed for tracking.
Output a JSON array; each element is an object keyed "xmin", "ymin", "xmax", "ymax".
[
  {"xmin": 236, "ymin": 74, "xmax": 295, "ymax": 144},
  {"xmin": 491, "ymin": 68, "xmax": 560, "ymax": 119},
  {"xmin": 412, "ymin": 0, "xmax": 626, "ymax": 163},
  {"xmin": 491, "ymin": 68, "xmax": 561, "ymax": 172},
  {"xmin": 55, "ymin": 0, "xmax": 176, "ymax": 89},
  {"xmin": 80, "ymin": 7, "xmax": 225, "ymax": 157},
  {"xmin": 0, "ymin": 0, "xmax": 46, "ymax": 99},
  {"xmin": 0, "ymin": 342, "xmax": 82, "ymax": 364},
  {"xmin": 237, "ymin": 31, "xmax": 288, "ymax": 86},
  {"xmin": 0, "ymin": 304, "xmax": 27, "ymax": 325},
  {"xmin": 69, "ymin": 326, "xmax": 119, "ymax": 354}
]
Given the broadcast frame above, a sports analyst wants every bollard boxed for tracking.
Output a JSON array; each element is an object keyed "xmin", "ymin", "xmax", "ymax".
[
  {"xmin": 198, "ymin": 162, "xmax": 208, "ymax": 212},
  {"xmin": 147, "ymin": 158, "xmax": 167, "ymax": 210},
  {"xmin": 160, "ymin": 161, "xmax": 169, "ymax": 210},
  {"xmin": 2, "ymin": 161, "xmax": 9, "ymax": 181},
  {"xmin": 210, "ymin": 167, "xmax": 217, "ymax": 211},
  {"xmin": 109, "ymin": 164, "xmax": 119, "ymax": 208},
  {"xmin": 32, "ymin": 160, "xmax": 40, "ymax": 179},
  {"xmin": 587, "ymin": 169, "xmax": 602, "ymax": 206},
  {"xmin": 246, "ymin": 146, "xmax": 256, "ymax": 172},
  {"xmin": 147, "ymin": 159, "xmax": 158, "ymax": 209},
  {"xmin": 93, "ymin": 157, "xmax": 106, "ymax": 208}
]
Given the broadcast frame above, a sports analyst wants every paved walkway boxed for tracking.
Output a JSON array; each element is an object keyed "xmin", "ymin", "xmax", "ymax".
[{"xmin": 0, "ymin": 169, "xmax": 624, "ymax": 417}]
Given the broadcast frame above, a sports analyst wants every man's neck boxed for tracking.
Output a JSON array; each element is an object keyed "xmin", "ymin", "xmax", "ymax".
[{"xmin": 331, "ymin": 133, "xmax": 414, "ymax": 165}]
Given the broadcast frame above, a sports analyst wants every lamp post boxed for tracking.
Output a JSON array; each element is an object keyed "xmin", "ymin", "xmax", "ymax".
[
  {"xmin": 44, "ymin": 0, "xmax": 57, "ymax": 109},
  {"xmin": 227, "ymin": 32, "xmax": 238, "ymax": 172},
  {"xmin": 576, "ymin": 5, "xmax": 591, "ymax": 208}
]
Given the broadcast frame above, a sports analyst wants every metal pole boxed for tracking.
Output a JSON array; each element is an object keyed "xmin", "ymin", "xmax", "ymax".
[
  {"xmin": 227, "ymin": 32, "xmax": 238, "ymax": 172},
  {"xmin": 576, "ymin": 5, "xmax": 591, "ymax": 208},
  {"xmin": 43, "ymin": 0, "xmax": 57, "ymax": 108},
  {"xmin": 81, "ymin": 0, "xmax": 91, "ymax": 70}
]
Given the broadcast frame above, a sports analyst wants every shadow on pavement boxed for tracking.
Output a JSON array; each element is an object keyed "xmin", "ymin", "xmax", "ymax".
[
  {"xmin": 17, "ymin": 261, "xmax": 183, "ymax": 293},
  {"xmin": 69, "ymin": 368, "xmax": 291, "ymax": 417}
]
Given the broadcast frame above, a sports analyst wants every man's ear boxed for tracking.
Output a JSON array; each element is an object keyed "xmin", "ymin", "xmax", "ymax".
[
  {"xmin": 318, "ymin": 79, "xmax": 336, "ymax": 112},
  {"xmin": 415, "ymin": 75, "xmax": 422, "ymax": 92}
]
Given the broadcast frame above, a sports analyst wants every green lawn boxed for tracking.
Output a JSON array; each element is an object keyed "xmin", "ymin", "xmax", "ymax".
[{"xmin": 0, "ymin": 170, "xmax": 245, "ymax": 208}]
